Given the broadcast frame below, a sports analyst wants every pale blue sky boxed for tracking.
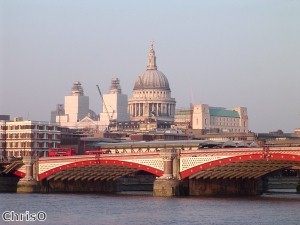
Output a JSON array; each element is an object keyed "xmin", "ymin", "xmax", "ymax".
[{"xmin": 1, "ymin": 0, "xmax": 299, "ymax": 132}]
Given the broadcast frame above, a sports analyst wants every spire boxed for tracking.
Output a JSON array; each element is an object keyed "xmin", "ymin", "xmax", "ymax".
[{"xmin": 147, "ymin": 42, "xmax": 157, "ymax": 70}]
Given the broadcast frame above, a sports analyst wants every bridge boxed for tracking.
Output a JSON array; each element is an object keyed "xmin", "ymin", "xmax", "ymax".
[{"xmin": 3, "ymin": 146, "xmax": 300, "ymax": 196}]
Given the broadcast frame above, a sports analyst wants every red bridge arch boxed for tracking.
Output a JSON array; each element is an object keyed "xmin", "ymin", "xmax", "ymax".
[
  {"xmin": 180, "ymin": 153, "xmax": 300, "ymax": 179},
  {"xmin": 38, "ymin": 159, "xmax": 163, "ymax": 180}
]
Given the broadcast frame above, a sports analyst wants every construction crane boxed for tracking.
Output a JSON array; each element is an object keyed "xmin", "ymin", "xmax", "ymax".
[
  {"xmin": 96, "ymin": 85, "xmax": 114, "ymax": 126},
  {"xmin": 109, "ymin": 105, "xmax": 115, "ymax": 120}
]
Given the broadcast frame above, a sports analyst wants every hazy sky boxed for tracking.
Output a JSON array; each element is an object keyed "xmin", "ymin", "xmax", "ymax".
[{"xmin": 1, "ymin": 0, "xmax": 299, "ymax": 133}]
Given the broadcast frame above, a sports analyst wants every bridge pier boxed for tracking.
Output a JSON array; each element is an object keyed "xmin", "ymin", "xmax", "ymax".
[
  {"xmin": 17, "ymin": 155, "xmax": 39, "ymax": 193},
  {"xmin": 153, "ymin": 148, "xmax": 181, "ymax": 197}
]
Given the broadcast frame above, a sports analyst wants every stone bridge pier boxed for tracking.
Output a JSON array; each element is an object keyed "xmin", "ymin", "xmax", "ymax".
[
  {"xmin": 153, "ymin": 148, "xmax": 182, "ymax": 197},
  {"xmin": 17, "ymin": 155, "xmax": 39, "ymax": 193}
]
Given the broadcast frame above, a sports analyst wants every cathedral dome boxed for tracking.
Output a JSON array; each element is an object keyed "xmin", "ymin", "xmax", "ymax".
[
  {"xmin": 133, "ymin": 70, "xmax": 170, "ymax": 90},
  {"xmin": 133, "ymin": 44, "xmax": 170, "ymax": 91}
]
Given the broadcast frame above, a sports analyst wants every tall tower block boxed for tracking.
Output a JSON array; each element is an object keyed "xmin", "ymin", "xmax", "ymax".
[
  {"xmin": 99, "ymin": 78, "xmax": 130, "ymax": 125},
  {"xmin": 64, "ymin": 81, "xmax": 89, "ymax": 123}
]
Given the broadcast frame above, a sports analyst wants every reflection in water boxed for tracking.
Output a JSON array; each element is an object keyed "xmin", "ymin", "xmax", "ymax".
[{"xmin": 0, "ymin": 192, "xmax": 300, "ymax": 225}]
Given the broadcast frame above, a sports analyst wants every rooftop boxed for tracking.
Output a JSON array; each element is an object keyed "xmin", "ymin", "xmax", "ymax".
[{"xmin": 209, "ymin": 108, "xmax": 240, "ymax": 118}]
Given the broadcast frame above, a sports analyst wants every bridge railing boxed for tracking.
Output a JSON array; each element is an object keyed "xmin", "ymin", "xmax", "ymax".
[
  {"xmin": 38, "ymin": 151, "xmax": 162, "ymax": 162},
  {"xmin": 40, "ymin": 146, "xmax": 300, "ymax": 160}
]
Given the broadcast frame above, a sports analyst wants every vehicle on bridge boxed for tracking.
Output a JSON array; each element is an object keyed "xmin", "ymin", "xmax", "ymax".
[
  {"xmin": 84, "ymin": 150, "xmax": 111, "ymax": 155},
  {"xmin": 48, "ymin": 148, "xmax": 76, "ymax": 157},
  {"xmin": 199, "ymin": 140, "xmax": 259, "ymax": 149}
]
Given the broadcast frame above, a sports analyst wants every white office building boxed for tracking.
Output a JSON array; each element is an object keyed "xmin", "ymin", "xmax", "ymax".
[
  {"xmin": 1, "ymin": 118, "xmax": 60, "ymax": 158},
  {"xmin": 192, "ymin": 104, "xmax": 248, "ymax": 133},
  {"xmin": 175, "ymin": 104, "xmax": 248, "ymax": 133},
  {"xmin": 52, "ymin": 81, "xmax": 97, "ymax": 129}
]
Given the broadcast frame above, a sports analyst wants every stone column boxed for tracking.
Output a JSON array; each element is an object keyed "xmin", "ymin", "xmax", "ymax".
[
  {"xmin": 138, "ymin": 103, "xmax": 140, "ymax": 116},
  {"xmin": 160, "ymin": 149, "xmax": 176, "ymax": 179},
  {"xmin": 132, "ymin": 104, "xmax": 135, "ymax": 117},
  {"xmin": 140, "ymin": 103, "xmax": 142, "ymax": 116},
  {"xmin": 17, "ymin": 155, "xmax": 39, "ymax": 193},
  {"xmin": 167, "ymin": 104, "xmax": 169, "ymax": 116},
  {"xmin": 158, "ymin": 103, "xmax": 161, "ymax": 116},
  {"xmin": 144, "ymin": 103, "xmax": 148, "ymax": 117},
  {"xmin": 153, "ymin": 148, "xmax": 180, "ymax": 197}
]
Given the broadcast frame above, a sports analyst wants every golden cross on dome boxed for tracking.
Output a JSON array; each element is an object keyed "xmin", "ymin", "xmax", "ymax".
[
  {"xmin": 147, "ymin": 40, "xmax": 157, "ymax": 70},
  {"xmin": 150, "ymin": 40, "xmax": 154, "ymax": 49}
]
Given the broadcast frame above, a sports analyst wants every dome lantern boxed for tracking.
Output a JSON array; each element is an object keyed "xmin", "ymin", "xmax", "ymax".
[
  {"xmin": 133, "ymin": 44, "xmax": 170, "ymax": 91},
  {"xmin": 147, "ymin": 43, "xmax": 157, "ymax": 70}
]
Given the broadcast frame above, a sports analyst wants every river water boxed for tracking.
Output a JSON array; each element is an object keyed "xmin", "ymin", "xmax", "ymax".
[{"xmin": 1, "ymin": 191, "xmax": 300, "ymax": 225}]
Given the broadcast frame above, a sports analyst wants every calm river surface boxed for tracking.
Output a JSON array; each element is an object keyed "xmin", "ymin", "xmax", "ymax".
[{"xmin": 1, "ymin": 192, "xmax": 300, "ymax": 225}]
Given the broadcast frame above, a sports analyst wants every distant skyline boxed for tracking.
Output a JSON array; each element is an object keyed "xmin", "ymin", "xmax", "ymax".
[{"xmin": 1, "ymin": 0, "xmax": 299, "ymax": 133}]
